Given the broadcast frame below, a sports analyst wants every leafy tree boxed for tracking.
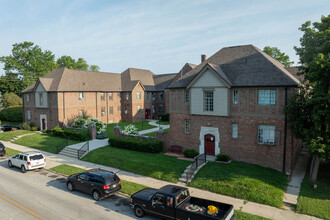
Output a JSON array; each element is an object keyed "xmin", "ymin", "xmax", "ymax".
[
  {"xmin": 57, "ymin": 56, "xmax": 100, "ymax": 71},
  {"xmin": 75, "ymin": 58, "xmax": 89, "ymax": 70},
  {"xmin": 263, "ymin": 46, "xmax": 294, "ymax": 67},
  {"xmin": 89, "ymin": 65, "xmax": 100, "ymax": 72},
  {"xmin": 0, "ymin": 42, "xmax": 57, "ymax": 91},
  {"xmin": 3, "ymin": 92, "xmax": 22, "ymax": 108},
  {"xmin": 285, "ymin": 15, "xmax": 330, "ymax": 183},
  {"xmin": 0, "ymin": 72, "xmax": 23, "ymax": 95},
  {"xmin": 0, "ymin": 92, "xmax": 3, "ymax": 110}
]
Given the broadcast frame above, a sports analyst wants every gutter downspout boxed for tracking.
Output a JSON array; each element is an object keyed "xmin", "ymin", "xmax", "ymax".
[{"xmin": 283, "ymin": 88, "xmax": 288, "ymax": 173}]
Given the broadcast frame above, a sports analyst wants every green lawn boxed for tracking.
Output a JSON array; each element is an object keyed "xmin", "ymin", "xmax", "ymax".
[
  {"xmin": 49, "ymin": 164, "xmax": 148, "ymax": 196},
  {"xmin": 156, "ymin": 121, "xmax": 170, "ymax": 125},
  {"xmin": 189, "ymin": 161, "xmax": 288, "ymax": 208},
  {"xmin": 143, "ymin": 128, "xmax": 170, "ymax": 137},
  {"xmin": 82, "ymin": 146, "xmax": 191, "ymax": 182},
  {"xmin": 296, "ymin": 162, "xmax": 330, "ymax": 220},
  {"xmin": 107, "ymin": 121, "xmax": 157, "ymax": 138},
  {"xmin": 0, "ymin": 121, "xmax": 22, "ymax": 126},
  {"xmin": 235, "ymin": 210, "xmax": 271, "ymax": 220},
  {"xmin": 0, "ymin": 130, "xmax": 34, "ymax": 141},
  {"xmin": 13, "ymin": 133, "xmax": 79, "ymax": 154},
  {"xmin": 5, "ymin": 147, "xmax": 22, "ymax": 156}
]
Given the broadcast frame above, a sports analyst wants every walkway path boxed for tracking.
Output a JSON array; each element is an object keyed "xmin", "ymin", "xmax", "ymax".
[
  {"xmin": 2, "ymin": 141, "xmax": 319, "ymax": 220},
  {"xmin": 9, "ymin": 132, "xmax": 37, "ymax": 142},
  {"xmin": 284, "ymin": 148, "xmax": 309, "ymax": 205},
  {"xmin": 138, "ymin": 120, "xmax": 170, "ymax": 135}
]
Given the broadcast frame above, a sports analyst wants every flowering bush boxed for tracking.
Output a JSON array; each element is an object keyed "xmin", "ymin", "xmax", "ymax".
[
  {"xmin": 71, "ymin": 118, "xmax": 86, "ymax": 128},
  {"xmin": 85, "ymin": 118, "xmax": 106, "ymax": 134},
  {"xmin": 122, "ymin": 124, "xmax": 138, "ymax": 135}
]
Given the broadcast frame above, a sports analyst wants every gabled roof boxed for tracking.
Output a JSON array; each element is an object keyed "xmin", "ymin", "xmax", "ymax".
[{"xmin": 168, "ymin": 45, "xmax": 301, "ymax": 88}]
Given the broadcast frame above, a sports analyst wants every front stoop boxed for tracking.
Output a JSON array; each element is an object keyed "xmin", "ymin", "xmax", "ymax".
[
  {"xmin": 179, "ymin": 162, "xmax": 208, "ymax": 184},
  {"xmin": 59, "ymin": 147, "xmax": 79, "ymax": 158}
]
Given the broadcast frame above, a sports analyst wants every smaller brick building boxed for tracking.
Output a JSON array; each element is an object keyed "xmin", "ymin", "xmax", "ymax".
[{"xmin": 22, "ymin": 67, "xmax": 176, "ymax": 130}]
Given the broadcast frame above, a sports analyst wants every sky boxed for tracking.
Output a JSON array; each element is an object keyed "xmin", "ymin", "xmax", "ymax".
[{"xmin": 0, "ymin": 0, "xmax": 328, "ymax": 75}]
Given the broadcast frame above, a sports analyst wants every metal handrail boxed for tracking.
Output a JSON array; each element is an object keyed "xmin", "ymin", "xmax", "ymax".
[
  {"xmin": 186, "ymin": 153, "xmax": 206, "ymax": 184},
  {"xmin": 78, "ymin": 142, "xmax": 89, "ymax": 159}
]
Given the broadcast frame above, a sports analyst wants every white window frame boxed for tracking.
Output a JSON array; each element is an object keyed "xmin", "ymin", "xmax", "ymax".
[
  {"xmin": 27, "ymin": 110, "xmax": 31, "ymax": 120},
  {"xmin": 26, "ymin": 94, "xmax": 30, "ymax": 102},
  {"xmin": 101, "ymin": 107, "xmax": 105, "ymax": 116},
  {"xmin": 126, "ymin": 93, "xmax": 130, "ymax": 100},
  {"xmin": 100, "ymin": 92, "xmax": 105, "ymax": 101},
  {"xmin": 232, "ymin": 123, "xmax": 238, "ymax": 138},
  {"xmin": 185, "ymin": 120, "xmax": 190, "ymax": 133},
  {"xmin": 136, "ymin": 92, "xmax": 141, "ymax": 100},
  {"xmin": 233, "ymin": 90, "xmax": 238, "ymax": 104},
  {"xmin": 258, "ymin": 90, "xmax": 276, "ymax": 105},
  {"xmin": 78, "ymin": 92, "xmax": 85, "ymax": 100},
  {"xmin": 204, "ymin": 91, "xmax": 214, "ymax": 112},
  {"xmin": 109, "ymin": 92, "xmax": 113, "ymax": 100},
  {"xmin": 258, "ymin": 125, "xmax": 275, "ymax": 145}
]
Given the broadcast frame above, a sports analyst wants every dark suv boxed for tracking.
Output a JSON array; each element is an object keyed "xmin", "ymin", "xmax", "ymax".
[
  {"xmin": 0, "ymin": 142, "xmax": 5, "ymax": 156},
  {"xmin": 66, "ymin": 169, "xmax": 121, "ymax": 201}
]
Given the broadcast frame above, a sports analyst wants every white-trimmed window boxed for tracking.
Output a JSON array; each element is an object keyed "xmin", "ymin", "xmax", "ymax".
[
  {"xmin": 185, "ymin": 120, "xmax": 190, "ymax": 133},
  {"xmin": 39, "ymin": 93, "xmax": 43, "ymax": 106},
  {"xmin": 233, "ymin": 90, "xmax": 238, "ymax": 104},
  {"xmin": 109, "ymin": 92, "xmax": 113, "ymax": 100},
  {"xmin": 125, "ymin": 107, "xmax": 128, "ymax": 114},
  {"xmin": 185, "ymin": 90, "xmax": 189, "ymax": 103},
  {"xmin": 126, "ymin": 93, "xmax": 130, "ymax": 100},
  {"xmin": 79, "ymin": 110, "xmax": 83, "ymax": 116},
  {"xmin": 109, "ymin": 106, "xmax": 113, "ymax": 115},
  {"xmin": 27, "ymin": 110, "xmax": 31, "ymax": 120},
  {"xmin": 78, "ymin": 92, "xmax": 85, "ymax": 100},
  {"xmin": 204, "ymin": 91, "xmax": 214, "ymax": 111},
  {"xmin": 26, "ymin": 94, "xmax": 30, "ymax": 102},
  {"xmin": 258, "ymin": 125, "xmax": 275, "ymax": 145},
  {"xmin": 232, "ymin": 123, "xmax": 238, "ymax": 138},
  {"xmin": 152, "ymin": 105, "xmax": 155, "ymax": 113},
  {"xmin": 137, "ymin": 105, "xmax": 141, "ymax": 113},
  {"xmin": 101, "ymin": 107, "xmax": 105, "ymax": 116},
  {"xmin": 136, "ymin": 92, "xmax": 141, "ymax": 100},
  {"xmin": 258, "ymin": 90, "xmax": 276, "ymax": 105},
  {"xmin": 159, "ymin": 104, "xmax": 163, "ymax": 112},
  {"xmin": 100, "ymin": 93, "xmax": 105, "ymax": 101}
]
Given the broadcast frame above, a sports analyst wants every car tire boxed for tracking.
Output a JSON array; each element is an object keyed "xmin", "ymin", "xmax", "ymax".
[
  {"xmin": 21, "ymin": 165, "xmax": 26, "ymax": 173},
  {"xmin": 134, "ymin": 205, "xmax": 145, "ymax": 218},
  {"xmin": 67, "ymin": 182, "xmax": 74, "ymax": 191},
  {"xmin": 92, "ymin": 190, "xmax": 101, "ymax": 201},
  {"xmin": 8, "ymin": 160, "xmax": 12, "ymax": 168}
]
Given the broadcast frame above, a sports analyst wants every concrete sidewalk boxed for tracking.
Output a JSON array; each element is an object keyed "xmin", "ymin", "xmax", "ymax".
[
  {"xmin": 3, "ymin": 141, "xmax": 319, "ymax": 220},
  {"xmin": 66, "ymin": 138, "xmax": 109, "ymax": 151},
  {"xmin": 138, "ymin": 120, "xmax": 170, "ymax": 135}
]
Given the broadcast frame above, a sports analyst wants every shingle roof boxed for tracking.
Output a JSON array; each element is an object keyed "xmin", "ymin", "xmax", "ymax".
[
  {"xmin": 153, "ymin": 73, "xmax": 177, "ymax": 91},
  {"xmin": 168, "ymin": 45, "xmax": 300, "ymax": 88},
  {"xmin": 22, "ymin": 83, "xmax": 35, "ymax": 93},
  {"xmin": 285, "ymin": 66, "xmax": 305, "ymax": 83}
]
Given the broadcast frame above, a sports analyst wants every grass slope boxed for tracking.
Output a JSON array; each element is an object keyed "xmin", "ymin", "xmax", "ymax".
[
  {"xmin": 297, "ymin": 162, "xmax": 330, "ymax": 220},
  {"xmin": 189, "ymin": 161, "xmax": 287, "ymax": 207},
  {"xmin": 0, "ymin": 130, "xmax": 34, "ymax": 141},
  {"xmin": 82, "ymin": 146, "xmax": 191, "ymax": 182},
  {"xmin": 14, "ymin": 133, "xmax": 79, "ymax": 153},
  {"xmin": 235, "ymin": 210, "xmax": 272, "ymax": 220},
  {"xmin": 5, "ymin": 147, "xmax": 22, "ymax": 156}
]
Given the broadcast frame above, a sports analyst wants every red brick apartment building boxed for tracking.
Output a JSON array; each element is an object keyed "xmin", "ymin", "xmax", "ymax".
[
  {"xmin": 22, "ymin": 67, "xmax": 175, "ymax": 130},
  {"xmin": 165, "ymin": 45, "xmax": 302, "ymax": 173}
]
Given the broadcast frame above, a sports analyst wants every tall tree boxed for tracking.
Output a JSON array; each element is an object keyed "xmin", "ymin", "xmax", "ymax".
[
  {"xmin": 89, "ymin": 65, "xmax": 100, "ymax": 72},
  {"xmin": 0, "ymin": 72, "xmax": 24, "ymax": 95},
  {"xmin": 285, "ymin": 15, "xmax": 330, "ymax": 183},
  {"xmin": 56, "ymin": 56, "xmax": 100, "ymax": 71},
  {"xmin": 0, "ymin": 42, "xmax": 57, "ymax": 92},
  {"xmin": 3, "ymin": 92, "xmax": 22, "ymax": 108},
  {"xmin": 263, "ymin": 46, "xmax": 294, "ymax": 67}
]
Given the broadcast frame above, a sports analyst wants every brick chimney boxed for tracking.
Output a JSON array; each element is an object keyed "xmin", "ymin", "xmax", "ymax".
[{"xmin": 201, "ymin": 54, "xmax": 207, "ymax": 63}]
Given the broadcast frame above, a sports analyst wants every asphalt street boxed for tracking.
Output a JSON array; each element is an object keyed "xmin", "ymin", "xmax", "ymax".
[{"xmin": 0, "ymin": 157, "xmax": 156, "ymax": 220}]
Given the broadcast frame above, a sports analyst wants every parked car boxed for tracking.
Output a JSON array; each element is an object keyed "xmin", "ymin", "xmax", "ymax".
[
  {"xmin": 8, "ymin": 152, "xmax": 46, "ymax": 173},
  {"xmin": 0, "ymin": 142, "xmax": 5, "ymax": 156},
  {"xmin": 0, "ymin": 124, "xmax": 22, "ymax": 132},
  {"xmin": 66, "ymin": 168, "xmax": 122, "ymax": 201},
  {"xmin": 131, "ymin": 185, "xmax": 235, "ymax": 220}
]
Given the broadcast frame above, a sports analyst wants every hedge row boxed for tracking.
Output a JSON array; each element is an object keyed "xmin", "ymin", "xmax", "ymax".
[
  {"xmin": 0, "ymin": 106, "xmax": 23, "ymax": 122},
  {"xmin": 109, "ymin": 137, "xmax": 163, "ymax": 153},
  {"xmin": 158, "ymin": 113, "xmax": 169, "ymax": 121},
  {"xmin": 51, "ymin": 126, "xmax": 89, "ymax": 141}
]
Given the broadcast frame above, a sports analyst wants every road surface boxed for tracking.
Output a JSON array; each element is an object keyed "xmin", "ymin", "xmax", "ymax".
[{"xmin": 0, "ymin": 157, "xmax": 156, "ymax": 220}]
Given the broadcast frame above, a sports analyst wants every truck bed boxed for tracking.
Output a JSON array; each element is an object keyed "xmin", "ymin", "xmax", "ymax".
[{"xmin": 176, "ymin": 196, "xmax": 234, "ymax": 220}]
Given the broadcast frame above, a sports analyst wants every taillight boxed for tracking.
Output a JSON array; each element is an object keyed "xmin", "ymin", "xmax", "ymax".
[
  {"xmin": 119, "ymin": 180, "xmax": 121, "ymax": 184},
  {"xmin": 103, "ymin": 185, "xmax": 110, "ymax": 189},
  {"xmin": 44, "ymin": 158, "xmax": 46, "ymax": 162},
  {"xmin": 27, "ymin": 162, "xmax": 31, "ymax": 165}
]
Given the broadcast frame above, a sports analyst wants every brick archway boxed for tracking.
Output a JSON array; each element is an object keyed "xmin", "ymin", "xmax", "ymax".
[{"xmin": 199, "ymin": 126, "xmax": 220, "ymax": 155}]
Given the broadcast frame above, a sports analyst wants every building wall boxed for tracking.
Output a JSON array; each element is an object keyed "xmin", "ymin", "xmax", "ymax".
[{"xmin": 132, "ymin": 84, "xmax": 146, "ymax": 122}]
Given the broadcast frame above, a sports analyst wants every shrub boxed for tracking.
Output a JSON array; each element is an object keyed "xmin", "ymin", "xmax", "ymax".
[
  {"xmin": 63, "ymin": 128, "xmax": 88, "ymax": 141},
  {"xmin": 109, "ymin": 137, "xmax": 163, "ymax": 153},
  {"xmin": 31, "ymin": 127, "xmax": 38, "ymax": 131},
  {"xmin": 0, "ymin": 106, "xmax": 23, "ymax": 122},
  {"xmin": 51, "ymin": 125, "xmax": 64, "ymax": 137},
  {"xmin": 183, "ymin": 149, "xmax": 199, "ymax": 158},
  {"xmin": 96, "ymin": 131, "xmax": 107, "ymax": 139},
  {"xmin": 216, "ymin": 153, "xmax": 231, "ymax": 162},
  {"xmin": 3, "ymin": 93, "xmax": 22, "ymax": 108},
  {"xmin": 122, "ymin": 124, "xmax": 138, "ymax": 135},
  {"xmin": 71, "ymin": 117, "xmax": 86, "ymax": 128},
  {"xmin": 158, "ymin": 113, "xmax": 169, "ymax": 121},
  {"xmin": 85, "ymin": 118, "xmax": 106, "ymax": 134},
  {"xmin": 22, "ymin": 122, "xmax": 32, "ymax": 130}
]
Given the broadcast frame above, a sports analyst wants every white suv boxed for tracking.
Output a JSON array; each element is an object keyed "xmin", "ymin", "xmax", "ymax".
[{"xmin": 8, "ymin": 152, "xmax": 46, "ymax": 173}]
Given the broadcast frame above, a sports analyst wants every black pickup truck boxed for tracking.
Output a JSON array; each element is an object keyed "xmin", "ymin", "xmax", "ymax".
[{"xmin": 130, "ymin": 185, "xmax": 235, "ymax": 220}]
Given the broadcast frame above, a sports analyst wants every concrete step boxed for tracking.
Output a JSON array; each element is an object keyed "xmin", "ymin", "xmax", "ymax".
[
  {"xmin": 61, "ymin": 148, "xmax": 78, "ymax": 152},
  {"xmin": 179, "ymin": 177, "xmax": 188, "ymax": 183},
  {"xmin": 59, "ymin": 152, "xmax": 78, "ymax": 158}
]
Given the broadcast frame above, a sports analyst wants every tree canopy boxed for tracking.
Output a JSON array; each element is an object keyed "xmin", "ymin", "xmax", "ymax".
[
  {"xmin": 285, "ymin": 15, "xmax": 330, "ymax": 183},
  {"xmin": 3, "ymin": 92, "xmax": 22, "ymax": 108},
  {"xmin": 263, "ymin": 46, "xmax": 294, "ymax": 67}
]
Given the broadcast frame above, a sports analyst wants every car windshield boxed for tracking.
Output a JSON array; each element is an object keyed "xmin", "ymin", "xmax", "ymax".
[
  {"xmin": 29, "ymin": 154, "xmax": 44, "ymax": 160},
  {"xmin": 176, "ymin": 189, "xmax": 190, "ymax": 205}
]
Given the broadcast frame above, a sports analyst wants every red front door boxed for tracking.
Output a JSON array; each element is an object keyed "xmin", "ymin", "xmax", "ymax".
[
  {"xmin": 204, "ymin": 134, "xmax": 215, "ymax": 155},
  {"xmin": 145, "ymin": 109, "xmax": 151, "ymax": 119},
  {"xmin": 42, "ymin": 119, "xmax": 46, "ymax": 131}
]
